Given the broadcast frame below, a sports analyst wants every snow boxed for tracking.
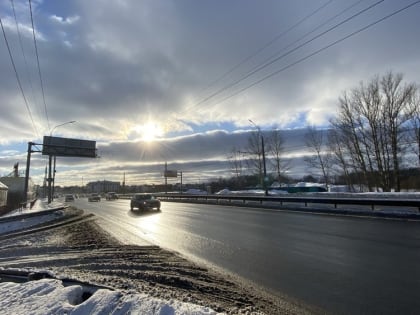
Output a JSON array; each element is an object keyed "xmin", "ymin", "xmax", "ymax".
[
  {"xmin": 0, "ymin": 278, "xmax": 218, "ymax": 315},
  {"xmin": 216, "ymin": 185, "xmax": 420, "ymax": 198},
  {"xmin": 215, "ymin": 188, "xmax": 267, "ymax": 195},
  {"xmin": 0, "ymin": 200, "xmax": 221, "ymax": 315},
  {"xmin": 184, "ymin": 189, "xmax": 208, "ymax": 195}
]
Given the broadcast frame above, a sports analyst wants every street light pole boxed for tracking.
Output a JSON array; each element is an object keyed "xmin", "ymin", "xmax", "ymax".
[
  {"xmin": 48, "ymin": 155, "xmax": 53, "ymax": 203},
  {"xmin": 249, "ymin": 120, "xmax": 268, "ymax": 196},
  {"xmin": 49, "ymin": 121, "xmax": 76, "ymax": 137},
  {"xmin": 48, "ymin": 120, "xmax": 76, "ymax": 203},
  {"xmin": 24, "ymin": 142, "xmax": 34, "ymax": 206}
]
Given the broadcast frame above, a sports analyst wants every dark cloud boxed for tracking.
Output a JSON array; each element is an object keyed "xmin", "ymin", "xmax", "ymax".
[
  {"xmin": 1, "ymin": 0, "xmax": 419, "ymax": 185},
  {"xmin": 42, "ymin": 128, "xmax": 310, "ymax": 185}
]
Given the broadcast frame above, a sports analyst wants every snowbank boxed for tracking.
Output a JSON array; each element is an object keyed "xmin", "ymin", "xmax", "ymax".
[
  {"xmin": 0, "ymin": 200, "xmax": 220, "ymax": 314},
  {"xmin": 0, "ymin": 278, "xmax": 218, "ymax": 315}
]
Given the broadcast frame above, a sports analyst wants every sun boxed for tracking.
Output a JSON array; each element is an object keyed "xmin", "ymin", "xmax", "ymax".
[{"xmin": 136, "ymin": 122, "xmax": 164, "ymax": 142}]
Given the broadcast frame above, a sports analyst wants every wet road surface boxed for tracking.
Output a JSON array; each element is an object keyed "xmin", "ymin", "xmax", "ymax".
[{"xmin": 75, "ymin": 198, "xmax": 420, "ymax": 315}]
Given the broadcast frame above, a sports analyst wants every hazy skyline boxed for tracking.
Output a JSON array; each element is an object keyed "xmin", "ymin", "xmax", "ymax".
[{"xmin": 1, "ymin": 0, "xmax": 419, "ymax": 186}]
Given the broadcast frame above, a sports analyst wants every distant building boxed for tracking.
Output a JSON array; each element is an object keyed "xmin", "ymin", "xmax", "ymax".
[
  {"xmin": 0, "ymin": 163, "xmax": 35, "ymax": 210},
  {"xmin": 86, "ymin": 180, "xmax": 121, "ymax": 193},
  {"xmin": 0, "ymin": 181, "xmax": 8, "ymax": 210}
]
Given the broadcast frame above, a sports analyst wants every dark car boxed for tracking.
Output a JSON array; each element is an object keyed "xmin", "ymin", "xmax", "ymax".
[
  {"xmin": 88, "ymin": 193, "xmax": 101, "ymax": 202},
  {"xmin": 130, "ymin": 194, "xmax": 161, "ymax": 211}
]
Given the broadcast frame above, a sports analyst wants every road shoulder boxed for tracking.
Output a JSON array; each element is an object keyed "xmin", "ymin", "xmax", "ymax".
[{"xmin": 0, "ymin": 208, "xmax": 321, "ymax": 314}]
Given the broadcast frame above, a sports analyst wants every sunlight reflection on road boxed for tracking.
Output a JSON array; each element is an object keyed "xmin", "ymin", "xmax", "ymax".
[{"xmin": 135, "ymin": 212, "xmax": 161, "ymax": 235}]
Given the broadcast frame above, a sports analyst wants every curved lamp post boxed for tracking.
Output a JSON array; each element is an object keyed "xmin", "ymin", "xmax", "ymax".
[{"xmin": 50, "ymin": 120, "xmax": 76, "ymax": 137}]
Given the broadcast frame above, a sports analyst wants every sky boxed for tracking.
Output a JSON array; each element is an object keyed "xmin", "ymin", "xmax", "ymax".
[{"xmin": 0, "ymin": 0, "xmax": 419, "ymax": 187}]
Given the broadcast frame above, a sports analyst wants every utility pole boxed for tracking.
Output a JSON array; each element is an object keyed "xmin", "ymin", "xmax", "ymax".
[
  {"xmin": 261, "ymin": 135, "xmax": 267, "ymax": 195},
  {"xmin": 24, "ymin": 142, "xmax": 34, "ymax": 205},
  {"xmin": 49, "ymin": 120, "xmax": 76, "ymax": 203},
  {"xmin": 52, "ymin": 155, "xmax": 57, "ymax": 199},
  {"xmin": 43, "ymin": 165, "xmax": 47, "ymax": 198},
  {"xmin": 48, "ymin": 154, "xmax": 53, "ymax": 203}
]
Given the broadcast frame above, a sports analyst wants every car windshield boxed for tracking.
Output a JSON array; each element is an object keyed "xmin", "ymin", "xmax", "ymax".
[{"xmin": 135, "ymin": 194, "xmax": 152, "ymax": 200}]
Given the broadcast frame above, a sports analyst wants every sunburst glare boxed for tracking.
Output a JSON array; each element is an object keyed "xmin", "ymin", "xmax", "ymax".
[{"xmin": 134, "ymin": 122, "xmax": 164, "ymax": 142}]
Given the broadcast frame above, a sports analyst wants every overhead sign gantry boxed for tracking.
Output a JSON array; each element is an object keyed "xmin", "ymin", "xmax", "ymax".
[
  {"xmin": 24, "ymin": 136, "xmax": 97, "ymax": 204},
  {"xmin": 42, "ymin": 136, "xmax": 97, "ymax": 157}
]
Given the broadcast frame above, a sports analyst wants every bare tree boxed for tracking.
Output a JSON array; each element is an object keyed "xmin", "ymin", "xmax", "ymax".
[
  {"xmin": 331, "ymin": 93, "xmax": 373, "ymax": 190},
  {"xmin": 327, "ymin": 127, "xmax": 356, "ymax": 191},
  {"xmin": 355, "ymin": 76, "xmax": 389, "ymax": 190},
  {"xmin": 381, "ymin": 72, "xmax": 416, "ymax": 191},
  {"xmin": 304, "ymin": 126, "xmax": 332, "ymax": 189},
  {"xmin": 407, "ymin": 88, "xmax": 420, "ymax": 166},
  {"xmin": 246, "ymin": 130, "xmax": 264, "ymax": 187},
  {"xmin": 227, "ymin": 147, "xmax": 244, "ymax": 178},
  {"xmin": 330, "ymin": 72, "xmax": 417, "ymax": 191},
  {"xmin": 267, "ymin": 129, "xmax": 290, "ymax": 183}
]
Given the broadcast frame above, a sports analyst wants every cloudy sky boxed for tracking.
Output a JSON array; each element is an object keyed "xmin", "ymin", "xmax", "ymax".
[{"xmin": 0, "ymin": 0, "xmax": 419, "ymax": 187}]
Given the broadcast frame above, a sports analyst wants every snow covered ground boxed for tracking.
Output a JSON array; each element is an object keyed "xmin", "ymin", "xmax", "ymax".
[
  {"xmin": 0, "ymin": 200, "xmax": 221, "ymax": 315},
  {"xmin": 0, "ymin": 199, "xmax": 66, "ymax": 232},
  {"xmin": 0, "ymin": 278, "xmax": 218, "ymax": 315}
]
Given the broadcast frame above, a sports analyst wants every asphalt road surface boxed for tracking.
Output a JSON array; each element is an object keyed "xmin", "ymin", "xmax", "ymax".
[{"xmin": 74, "ymin": 198, "xmax": 420, "ymax": 315}]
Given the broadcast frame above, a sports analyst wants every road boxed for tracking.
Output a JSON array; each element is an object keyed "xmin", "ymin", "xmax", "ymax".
[{"xmin": 74, "ymin": 198, "xmax": 420, "ymax": 315}]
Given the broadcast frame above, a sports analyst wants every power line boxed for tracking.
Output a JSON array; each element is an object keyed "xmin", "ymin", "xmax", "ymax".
[
  {"xmin": 29, "ymin": 0, "xmax": 50, "ymax": 131},
  {"xmin": 0, "ymin": 16, "xmax": 39, "ymax": 138},
  {"xmin": 200, "ymin": 0, "xmax": 334, "ymax": 94},
  {"xmin": 189, "ymin": 0, "xmax": 385, "ymax": 113},
  {"xmin": 173, "ymin": 0, "xmax": 335, "ymax": 122},
  {"xmin": 10, "ymin": 0, "xmax": 41, "ymax": 121},
  {"xmin": 242, "ymin": 0, "xmax": 367, "ymax": 83},
  {"xmin": 212, "ymin": 1, "xmax": 420, "ymax": 108}
]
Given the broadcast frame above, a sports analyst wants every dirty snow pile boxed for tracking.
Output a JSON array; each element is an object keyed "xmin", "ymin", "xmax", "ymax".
[
  {"xmin": 0, "ymin": 277, "xmax": 219, "ymax": 315},
  {"xmin": 0, "ymin": 278, "xmax": 218, "ymax": 315},
  {"xmin": 0, "ymin": 201, "xmax": 220, "ymax": 315}
]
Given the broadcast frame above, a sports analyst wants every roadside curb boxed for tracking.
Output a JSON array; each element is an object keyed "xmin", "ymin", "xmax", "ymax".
[
  {"xmin": 0, "ymin": 212, "xmax": 95, "ymax": 240},
  {"xmin": 0, "ymin": 206, "xmax": 67, "ymax": 223}
]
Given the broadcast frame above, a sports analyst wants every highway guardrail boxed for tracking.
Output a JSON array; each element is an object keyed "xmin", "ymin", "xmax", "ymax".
[{"xmin": 152, "ymin": 193, "xmax": 420, "ymax": 212}]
